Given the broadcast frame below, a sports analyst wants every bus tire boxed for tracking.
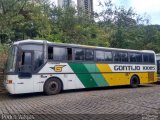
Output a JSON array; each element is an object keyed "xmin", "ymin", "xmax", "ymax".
[
  {"xmin": 44, "ymin": 78, "xmax": 62, "ymax": 95},
  {"xmin": 130, "ymin": 75, "xmax": 139, "ymax": 88}
]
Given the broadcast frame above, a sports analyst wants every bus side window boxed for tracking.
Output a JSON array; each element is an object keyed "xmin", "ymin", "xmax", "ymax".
[
  {"xmin": 53, "ymin": 47, "xmax": 66, "ymax": 61},
  {"xmin": 136, "ymin": 54, "xmax": 142, "ymax": 62},
  {"xmin": 105, "ymin": 51, "xmax": 112, "ymax": 61},
  {"xmin": 143, "ymin": 54, "xmax": 149, "ymax": 63},
  {"xmin": 129, "ymin": 53, "xmax": 142, "ymax": 63},
  {"xmin": 48, "ymin": 46, "xmax": 53, "ymax": 60},
  {"xmin": 85, "ymin": 49, "xmax": 94, "ymax": 61},
  {"xmin": 96, "ymin": 50, "xmax": 105, "ymax": 61},
  {"xmin": 129, "ymin": 53, "xmax": 136, "ymax": 62},
  {"xmin": 67, "ymin": 48, "xmax": 72, "ymax": 60},
  {"xmin": 149, "ymin": 54, "xmax": 155, "ymax": 63},
  {"xmin": 114, "ymin": 52, "xmax": 121, "ymax": 62},
  {"xmin": 74, "ymin": 48, "xmax": 85, "ymax": 61},
  {"xmin": 121, "ymin": 52, "xmax": 128, "ymax": 62}
]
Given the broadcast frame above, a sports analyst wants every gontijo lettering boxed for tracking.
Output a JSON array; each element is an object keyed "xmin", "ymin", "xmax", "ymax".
[
  {"xmin": 114, "ymin": 65, "xmax": 155, "ymax": 71},
  {"xmin": 114, "ymin": 65, "xmax": 140, "ymax": 71}
]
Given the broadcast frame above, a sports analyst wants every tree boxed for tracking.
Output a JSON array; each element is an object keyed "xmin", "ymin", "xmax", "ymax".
[{"xmin": 0, "ymin": 0, "xmax": 52, "ymax": 43}]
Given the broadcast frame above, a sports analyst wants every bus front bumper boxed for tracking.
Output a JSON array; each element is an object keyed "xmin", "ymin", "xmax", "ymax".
[{"xmin": 4, "ymin": 81, "xmax": 15, "ymax": 94}]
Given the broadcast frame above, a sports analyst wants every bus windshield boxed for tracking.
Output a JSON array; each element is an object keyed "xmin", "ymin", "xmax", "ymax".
[{"xmin": 6, "ymin": 46, "xmax": 18, "ymax": 72}]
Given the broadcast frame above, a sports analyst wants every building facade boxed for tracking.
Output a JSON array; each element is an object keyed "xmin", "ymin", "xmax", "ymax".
[
  {"xmin": 58, "ymin": 0, "xmax": 73, "ymax": 8},
  {"xmin": 58, "ymin": 0, "xmax": 71, "ymax": 8},
  {"xmin": 77, "ymin": 0, "xmax": 93, "ymax": 14}
]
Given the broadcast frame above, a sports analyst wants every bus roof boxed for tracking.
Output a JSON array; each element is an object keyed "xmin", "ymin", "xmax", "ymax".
[{"xmin": 13, "ymin": 39, "xmax": 155, "ymax": 53}]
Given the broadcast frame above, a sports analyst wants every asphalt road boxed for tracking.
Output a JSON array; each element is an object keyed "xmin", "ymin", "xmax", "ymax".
[{"xmin": 0, "ymin": 82, "xmax": 160, "ymax": 120}]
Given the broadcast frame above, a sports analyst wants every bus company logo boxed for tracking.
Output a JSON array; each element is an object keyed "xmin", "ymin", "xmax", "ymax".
[{"xmin": 50, "ymin": 65, "xmax": 66, "ymax": 72}]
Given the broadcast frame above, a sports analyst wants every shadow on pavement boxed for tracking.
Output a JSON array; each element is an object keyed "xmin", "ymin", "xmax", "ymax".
[
  {"xmin": 7, "ymin": 92, "xmax": 46, "ymax": 99},
  {"xmin": 62, "ymin": 84, "xmax": 152, "ymax": 94},
  {"xmin": 152, "ymin": 80, "xmax": 160, "ymax": 85},
  {"xmin": 0, "ymin": 84, "xmax": 154, "ymax": 99}
]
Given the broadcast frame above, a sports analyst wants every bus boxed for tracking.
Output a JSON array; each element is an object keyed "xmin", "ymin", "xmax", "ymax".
[
  {"xmin": 4, "ymin": 39, "xmax": 157, "ymax": 95},
  {"xmin": 156, "ymin": 54, "xmax": 160, "ymax": 74}
]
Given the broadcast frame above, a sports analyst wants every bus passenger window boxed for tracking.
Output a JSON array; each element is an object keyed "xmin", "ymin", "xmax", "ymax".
[
  {"xmin": 85, "ymin": 49, "xmax": 94, "ymax": 61},
  {"xmin": 105, "ymin": 51, "xmax": 112, "ymax": 61},
  {"xmin": 121, "ymin": 53, "xmax": 128, "ymax": 62},
  {"xmin": 129, "ymin": 53, "xmax": 136, "ymax": 62},
  {"xmin": 149, "ymin": 54, "xmax": 155, "ymax": 63},
  {"xmin": 129, "ymin": 53, "xmax": 142, "ymax": 63},
  {"xmin": 53, "ymin": 47, "xmax": 66, "ymax": 61},
  {"xmin": 74, "ymin": 49, "xmax": 84, "ymax": 60},
  {"xmin": 67, "ymin": 48, "xmax": 72, "ymax": 60},
  {"xmin": 136, "ymin": 54, "xmax": 142, "ymax": 62},
  {"xmin": 114, "ymin": 52, "xmax": 121, "ymax": 62},
  {"xmin": 143, "ymin": 54, "xmax": 149, "ymax": 62},
  {"xmin": 48, "ymin": 47, "xmax": 53, "ymax": 59},
  {"xmin": 96, "ymin": 51, "xmax": 105, "ymax": 61}
]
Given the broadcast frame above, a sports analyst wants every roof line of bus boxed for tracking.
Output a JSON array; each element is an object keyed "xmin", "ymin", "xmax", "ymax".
[{"xmin": 13, "ymin": 39, "xmax": 155, "ymax": 53}]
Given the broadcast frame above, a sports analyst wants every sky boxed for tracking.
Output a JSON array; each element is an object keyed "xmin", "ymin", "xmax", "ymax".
[{"xmin": 52, "ymin": 0, "xmax": 160, "ymax": 25}]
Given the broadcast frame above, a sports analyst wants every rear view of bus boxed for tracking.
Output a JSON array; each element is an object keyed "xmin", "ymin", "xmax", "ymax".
[{"xmin": 4, "ymin": 39, "xmax": 157, "ymax": 95}]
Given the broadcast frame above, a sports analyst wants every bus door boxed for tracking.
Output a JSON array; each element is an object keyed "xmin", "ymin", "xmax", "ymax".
[
  {"xmin": 157, "ymin": 60, "xmax": 160, "ymax": 74},
  {"xmin": 16, "ymin": 50, "xmax": 34, "ymax": 93}
]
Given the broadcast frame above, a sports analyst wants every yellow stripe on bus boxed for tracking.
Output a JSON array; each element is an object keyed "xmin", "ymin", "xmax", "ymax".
[{"xmin": 96, "ymin": 64, "xmax": 157, "ymax": 86}]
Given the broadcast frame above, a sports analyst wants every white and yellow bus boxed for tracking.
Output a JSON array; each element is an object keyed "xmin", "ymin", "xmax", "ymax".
[{"xmin": 5, "ymin": 39, "xmax": 157, "ymax": 95}]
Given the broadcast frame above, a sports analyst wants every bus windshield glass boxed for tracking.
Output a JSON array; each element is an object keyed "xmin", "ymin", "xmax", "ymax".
[{"xmin": 6, "ymin": 46, "xmax": 18, "ymax": 72}]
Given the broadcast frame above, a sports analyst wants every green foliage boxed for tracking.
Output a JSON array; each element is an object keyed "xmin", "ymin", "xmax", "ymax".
[
  {"xmin": 0, "ymin": 44, "xmax": 9, "ymax": 69},
  {"xmin": 0, "ymin": 44, "xmax": 8, "ymax": 54},
  {"xmin": 0, "ymin": 0, "xmax": 160, "ymax": 53},
  {"xmin": 0, "ymin": 0, "xmax": 52, "ymax": 43}
]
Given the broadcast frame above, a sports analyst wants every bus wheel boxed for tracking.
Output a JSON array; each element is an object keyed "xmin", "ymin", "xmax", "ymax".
[
  {"xmin": 44, "ymin": 78, "xmax": 62, "ymax": 95},
  {"xmin": 130, "ymin": 75, "xmax": 139, "ymax": 88}
]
